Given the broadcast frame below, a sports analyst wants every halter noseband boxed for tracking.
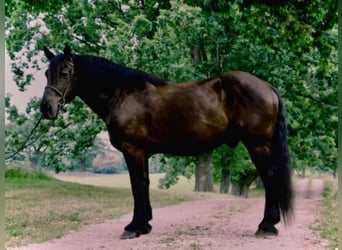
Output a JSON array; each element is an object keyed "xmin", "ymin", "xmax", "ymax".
[
  {"xmin": 45, "ymin": 60, "xmax": 74, "ymax": 107},
  {"xmin": 45, "ymin": 85, "xmax": 66, "ymax": 106}
]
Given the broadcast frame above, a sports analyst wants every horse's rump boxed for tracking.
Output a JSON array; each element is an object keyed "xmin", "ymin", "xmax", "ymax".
[{"xmin": 222, "ymin": 71, "xmax": 279, "ymax": 146}]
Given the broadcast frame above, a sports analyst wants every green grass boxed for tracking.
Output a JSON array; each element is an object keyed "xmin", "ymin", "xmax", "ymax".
[
  {"xmin": 311, "ymin": 178, "xmax": 338, "ymax": 249},
  {"xmin": 5, "ymin": 168, "xmax": 52, "ymax": 181},
  {"xmin": 5, "ymin": 169, "xmax": 220, "ymax": 248}
]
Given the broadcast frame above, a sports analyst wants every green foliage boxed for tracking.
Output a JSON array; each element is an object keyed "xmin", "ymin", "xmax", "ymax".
[
  {"xmin": 5, "ymin": 0, "xmax": 337, "ymax": 183},
  {"xmin": 158, "ymin": 155, "xmax": 195, "ymax": 189}
]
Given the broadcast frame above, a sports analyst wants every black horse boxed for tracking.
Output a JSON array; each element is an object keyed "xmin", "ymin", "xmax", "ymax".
[{"xmin": 40, "ymin": 45, "xmax": 293, "ymax": 239}]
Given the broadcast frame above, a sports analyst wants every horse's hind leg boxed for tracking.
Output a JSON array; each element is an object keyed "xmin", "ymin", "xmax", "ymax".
[{"xmin": 247, "ymin": 145, "xmax": 280, "ymax": 237}]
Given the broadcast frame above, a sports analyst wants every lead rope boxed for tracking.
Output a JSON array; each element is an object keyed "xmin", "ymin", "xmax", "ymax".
[{"xmin": 5, "ymin": 115, "xmax": 44, "ymax": 160}]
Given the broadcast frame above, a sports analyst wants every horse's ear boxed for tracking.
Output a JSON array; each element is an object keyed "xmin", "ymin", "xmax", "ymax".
[
  {"xmin": 63, "ymin": 44, "xmax": 72, "ymax": 61},
  {"xmin": 43, "ymin": 46, "xmax": 55, "ymax": 61}
]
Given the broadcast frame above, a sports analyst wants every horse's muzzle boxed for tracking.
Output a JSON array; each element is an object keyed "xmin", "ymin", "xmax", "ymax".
[{"xmin": 40, "ymin": 101, "xmax": 59, "ymax": 120}]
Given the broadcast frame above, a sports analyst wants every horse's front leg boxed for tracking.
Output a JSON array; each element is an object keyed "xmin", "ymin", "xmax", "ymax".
[{"xmin": 120, "ymin": 142, "xmax": 152, "ymax": 239}]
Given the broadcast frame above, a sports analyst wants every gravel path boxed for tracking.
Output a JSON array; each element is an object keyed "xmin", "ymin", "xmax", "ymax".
[{"xmin": 10, "ymin": 178, "xmax": 328, "ymax": 250}]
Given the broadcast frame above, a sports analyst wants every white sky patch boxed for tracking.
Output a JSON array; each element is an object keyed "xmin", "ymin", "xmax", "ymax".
[
  {"xmin": 5, "ymin": 49, "xmax": 46, "ymax": 113},
  {"xmin": 6, "ymin": 14, "xmax": 49, "ymax": 113}
]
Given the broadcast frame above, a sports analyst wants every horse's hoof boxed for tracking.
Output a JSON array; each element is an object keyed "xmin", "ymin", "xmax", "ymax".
[
  {"xmin": 255, "ymin": 227, "xmax": 278, "ymax": 238},
  {"xmin": 141, "ymin": 223, "xmax": 152, "ymax": 234},
  {"xmin": 120, "ymin": 230, "xmax": 140, "ymax": 239}
]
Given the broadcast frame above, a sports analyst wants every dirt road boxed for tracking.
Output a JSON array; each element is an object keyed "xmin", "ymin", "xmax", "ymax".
[{"xmin": 11, "ymin": 178, "xmax": 328, "ymax": 250}]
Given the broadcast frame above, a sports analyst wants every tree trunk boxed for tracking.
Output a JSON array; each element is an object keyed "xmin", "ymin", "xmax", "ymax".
[
  {"xmin": 29, "ymin": 149, "xmax": 42, "ymax": 172},
  {"xmin": 296, "ymin": 168, "xmax": 306, "ymax": 178},
  {"xmin": 255, "ymin": 176, "xmax": 264, "ymax": 189},
  {"xmin": 231, "ymin": 184, "xmax": 249, "ymax": 198},
  {"xmin": 192, "ymin": 40, "xmax": 212, "ymax": 193},
  {"xmin": 230, "ymin": 170, "xmax": 258, "ymax": 198},
  {"xmin": 242, "ymin": 185, "xmax": 249, "ymax": 198},
  {"xmin": 194, "ymin": 151, "xmax": 214, "ymax": 192},
  {"xmin": 220, "ymin": 167, "xmax": 230, "ymax": 194},
  {"xmin": 191, "ymin": 43, "xmax": 207, "ymax": 64},
  {"xmin": 79, "ymin": 162, "xmax": 85, "ymax": 172}
]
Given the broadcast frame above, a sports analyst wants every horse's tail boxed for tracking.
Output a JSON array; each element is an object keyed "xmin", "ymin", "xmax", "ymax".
[{"xmin": 270, "ymin": 91, "xmax": 294, "ymax": 224}]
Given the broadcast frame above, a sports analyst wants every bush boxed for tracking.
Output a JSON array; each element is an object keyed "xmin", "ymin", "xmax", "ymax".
[
  {"xmin": 91, "ymin": 166, "xmax": 122, "ymax": 174},
  {"xmin": 5, "ymin": 168, "xmax": 51, "ymax": 181}
]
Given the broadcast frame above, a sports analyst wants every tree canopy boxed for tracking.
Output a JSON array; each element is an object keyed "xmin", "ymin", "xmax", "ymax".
[{"xmin": 5, "ymin": 1, "xmax": 337, "ymax": 182}]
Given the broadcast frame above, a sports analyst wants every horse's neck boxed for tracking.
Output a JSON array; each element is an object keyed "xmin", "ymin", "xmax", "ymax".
[
  {"xmin": 74, "ymin": 56, "xmax": 117, "ymax": 122},
  {"xmin": 77, "ymin": 91, "xmax": 112, "ymax": 123},
  {"xmin": 73, "ymin": 55, "xmax": 166, "ymax": 123}
]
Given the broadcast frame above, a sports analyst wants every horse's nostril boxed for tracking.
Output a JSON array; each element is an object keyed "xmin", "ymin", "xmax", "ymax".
[
  {"xmin": 40, "ymin": 102, "xmax": 56, "ymax": 120},
  {"xmin": 41, "ymin": 103, "xmax": 52, "ymax": 117},
  {"xmin": 47, "ymin": 104, "xmax": 52, "ymax": 113}
]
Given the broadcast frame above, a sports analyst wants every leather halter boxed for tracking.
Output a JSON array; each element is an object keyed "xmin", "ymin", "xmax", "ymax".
[{"xmin": 45, "ymin": 60, "xmax": 74, "ymax": 107}]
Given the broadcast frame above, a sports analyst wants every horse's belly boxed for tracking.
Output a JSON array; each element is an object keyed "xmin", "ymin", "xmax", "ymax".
[
  {"xmin": 147, "ymin": 126, "xmax": 227, "ymax": 155},
  {"xmin": 149, "ymin": 142, "xmax": 222, "ymax": 155}
]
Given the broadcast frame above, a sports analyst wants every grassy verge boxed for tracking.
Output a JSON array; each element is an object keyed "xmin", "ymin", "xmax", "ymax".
[
  {"xmin": 6, "ymin": 168, "xmax": 212, "ymax": 248},
  {"xmin": 312, "ymin": 178, "xmax": 338, "ymax": 249}
]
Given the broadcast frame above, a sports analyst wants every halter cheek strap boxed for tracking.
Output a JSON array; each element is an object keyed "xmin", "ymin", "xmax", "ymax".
[{"xmin": 45, "ymin": 60, "xmax": 74, "ymax": 107}]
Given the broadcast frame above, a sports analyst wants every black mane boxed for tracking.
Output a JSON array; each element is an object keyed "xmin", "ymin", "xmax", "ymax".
[{"xmin": 73, "ymin": 55, "xmax": 167, "ymax": 89}]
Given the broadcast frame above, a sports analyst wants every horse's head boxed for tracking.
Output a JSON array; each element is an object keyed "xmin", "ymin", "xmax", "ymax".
[{"xmin": 40, "ymin": 45, "xmax": 76, "ymax": 119}]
